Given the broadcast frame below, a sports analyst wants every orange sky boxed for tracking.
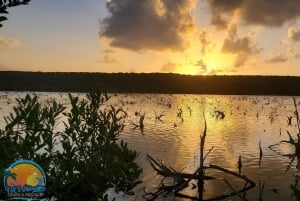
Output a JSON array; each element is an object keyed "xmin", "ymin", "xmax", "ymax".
[{"xmin": 1, "ymin": 0, "xmax": 300, "ymax": 75}]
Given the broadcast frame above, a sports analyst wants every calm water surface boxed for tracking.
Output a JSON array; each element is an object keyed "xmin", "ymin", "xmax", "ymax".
[{"xmin": 0, "ymin": 92, "xmax": 300, "ymax": 201}]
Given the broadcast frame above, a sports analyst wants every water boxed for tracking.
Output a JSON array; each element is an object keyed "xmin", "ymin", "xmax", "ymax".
[{"xmin": 0, "ymin": 92, "xmax": 300, "ymax": 201}]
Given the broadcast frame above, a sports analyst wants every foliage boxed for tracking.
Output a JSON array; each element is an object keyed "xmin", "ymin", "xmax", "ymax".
[
  {"xmin": 0, "ymin": 92, "xmax": 142, "ymax": 201},
  {"xmin": 0, "ymin": 0, "xmax": 31, "ymax": 28}
]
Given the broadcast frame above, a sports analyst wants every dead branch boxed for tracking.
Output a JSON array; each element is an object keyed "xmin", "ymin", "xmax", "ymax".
[
  {"xmin": 146, "ymin": 154, "xmax": 185, "ymax": 183},
  {"xmin": 224, "ymin": 178, "xmax": 248, "ymax": 201},
  {"xmin": 293, "ymin": 97, "xmax": 300, "ymax": 133},
  {"xmin": 198, "ymin": 112, "xmax": 207, "ymax": 200},
  {"xmin": 207, "ymin": 164, "xmax": 255, "ymax": 187},
  {"xmin": 203, "ymin": 146, "xmax": 214, "ymax": 161},
  {"xmin": 259, "ymin": 141, "xmax": 263, "ymax": 167}
]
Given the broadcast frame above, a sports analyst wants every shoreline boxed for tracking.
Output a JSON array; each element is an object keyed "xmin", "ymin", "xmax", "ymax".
[{"xmin": 0, "ymin": 71, "xmax": 300, "ymax": 96}]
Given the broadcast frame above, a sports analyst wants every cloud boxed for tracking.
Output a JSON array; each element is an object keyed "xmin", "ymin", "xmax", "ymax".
[
  {"xmin": 221, "ymin": 25, "xmax": 261, "ymax": 67},
  {"xmin": 222, "ymin": 37, "xmax": 255, "ymax": 54},
  {"xmin": 98, "ymin": 49, "xmax": 118, "ymax": 64},
  {"xmin": 161, "ymin": 62, "xmax": 178, "ymax": 72},
  {"xmin": 100, "ymin": 0, "xmax": 196, "ymax": 51},
  {"xmin": 195, "ymin": 59, "xmax": 207, "ymax": 71},
  {"xmin": 265, "ymin": 29, "xmax": 300, "ymax": 63},
  {"xmin": 205, "ymin": 0, "xmax": 300, "ymax": 27},
  {"xmin": 102, "ymin": 54, "xmax": 117, "ymax": 63},
  {"xmin": 288, "ymin": 27, "xmax": 300, "ymax": 42},
  {"xmin": 211, "ymin": 14, "xmax": 229, "ymax": 30},
  {"xmin": 199, "ymin": 29, "xmax": 212, "ymax": 54},
  {"xmin": 266, "ymin": 52, "xmax": 288, "ymax": 63},
  {"xmin": 194, "ymin": 59, "xmax": 218, "ymax": 75},
  {"xmin": 0, "ymin": 35, "xmax": 20, "ymax": 48}
]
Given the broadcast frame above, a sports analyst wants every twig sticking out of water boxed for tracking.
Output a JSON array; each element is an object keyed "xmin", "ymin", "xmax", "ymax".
[
  {"xmin": 238, "ymin": 155, "xmax": 242, "ymax": 174},
  {"xmin": 139, "ymin": 113, "xmax": 145, "ymax": 129},
  {"xmin": 198, "ymin": 112, "xmax": 207, "ymax": 200},
  {"xmin": 280, "ymin": 128, "xmax": 282, "ymax": 136},
  {"xmin": 177, "ymin": 108, "xmax": 183, "ymax": 118},
  {"xmin": 259, "ymin": 141, "xmax": 263, "ymax": 167},
  {"xmin": 154, "ymin": 111, "xmax": 165, "ymax": 122},
  {"xmin": 287, "ymin": 116, "xmax": 293, "ymax": 126},
  {"xmin": 187, "ymin": 106, "xmax": 192, "ymax": 116},
  {"xmin": 293, "ymin": 98, "xmax": 300, "ymax": 133},
  {"xmin": 269, "ymin": 131, "xmax": 297, "ymax": 149},
  {"xmin": 131, "ymin": 112, "xmax": 146, "ymax": 134},
  {"xmin": 203, "ymin": 146, "xmax": 214, "ymax": 162}
]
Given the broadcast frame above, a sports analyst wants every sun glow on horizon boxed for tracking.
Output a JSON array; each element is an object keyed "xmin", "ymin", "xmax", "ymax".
[
  {"xmin": 178, "ymin": 65, "xmax": 201, "ymax": 75},
  {"xmin": 175, "ymin": 51, "xmax": 234, "ymax": 75},
  {"xmin": 203, "ymin": 52, "xmax": 235, "ymax": 73}
]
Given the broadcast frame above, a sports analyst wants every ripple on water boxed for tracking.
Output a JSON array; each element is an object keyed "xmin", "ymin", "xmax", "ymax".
[{"xmin": 1, "ymin": 92, "xmax": 300, "ymax": 200}]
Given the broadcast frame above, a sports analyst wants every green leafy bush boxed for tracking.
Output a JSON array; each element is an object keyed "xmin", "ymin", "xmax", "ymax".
[{"xmin": 0, "ymin": 92, "xmax": 142, "ymax": 201}]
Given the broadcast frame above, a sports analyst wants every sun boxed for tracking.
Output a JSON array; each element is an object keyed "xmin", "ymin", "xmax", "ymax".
[{"xmin": 202, "ymin": 52, "xmax": 234, "ymax": 73}]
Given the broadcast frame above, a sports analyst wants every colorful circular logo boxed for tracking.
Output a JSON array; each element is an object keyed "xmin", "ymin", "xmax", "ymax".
[{"xmin": 3, "ymin": 160, "xmax": 46, "ymax": 200}]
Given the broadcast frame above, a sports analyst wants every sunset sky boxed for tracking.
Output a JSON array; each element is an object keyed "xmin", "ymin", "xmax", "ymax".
[{"xmin": 1, "ymin": 0, "xmax": 300, "ymax": 75}]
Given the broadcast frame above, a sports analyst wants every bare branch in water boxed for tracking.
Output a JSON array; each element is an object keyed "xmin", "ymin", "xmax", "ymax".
[
  {"xmin": 293, "ymin": 97, "xmax": 300, "ymax": 133},
  {"xmin": 198, "ymin": 112, "xmax": 207, "ymax": 200},
  {"xmin": 259, "ymin": 141, "xmax": 263, "ymax": 167},
  {"xmin": 224, "ymin": 178, "xmax": 248, "ymax": 201},
  {"xmin": 238, "ymin": 155, "xmax": 243, "ymax": 174}
]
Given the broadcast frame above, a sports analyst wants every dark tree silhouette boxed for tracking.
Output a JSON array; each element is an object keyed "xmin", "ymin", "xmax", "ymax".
[{"xmin": 0, "ymin": 0, "xmax": 31, "ymax": 27}]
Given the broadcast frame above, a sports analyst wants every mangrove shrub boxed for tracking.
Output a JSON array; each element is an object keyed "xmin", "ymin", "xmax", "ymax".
[{"xmin": 0, "ymin": 92, "xmax": 142, "ymax": 201}]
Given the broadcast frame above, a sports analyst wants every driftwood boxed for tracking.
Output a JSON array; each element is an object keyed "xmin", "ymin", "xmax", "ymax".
[{"xmin": 146, "ymin": 155, "xmax": 255, "ymax": 201}]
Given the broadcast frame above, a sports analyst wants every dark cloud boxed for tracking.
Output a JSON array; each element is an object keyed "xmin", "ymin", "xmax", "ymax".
[
  {"xmin": 211, "ymin": 14, "xmax": 229, "ymax": 30},
  {"xmin": 221, "ymin": 25, "xmax": 261, "ymax": 67},
  {"xmin": 205, "ymin": 0, "xmax": 300, "ymax": 27},
  {"xmin": 222, "ymin": 37, "xmax": 255, "ymax": 54},
  {"xmin": 288, "ymin": 27, "xmax": 300, "ymax": 42},
  {"xmin": 100, "ymin": 0, "xmax": 196, "ymax": 51}
]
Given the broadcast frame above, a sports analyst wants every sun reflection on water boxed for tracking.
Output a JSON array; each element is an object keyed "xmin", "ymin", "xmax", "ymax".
[{"xmin": 0, "ymin": 92, "xmax": 300, "ymax": 200}]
